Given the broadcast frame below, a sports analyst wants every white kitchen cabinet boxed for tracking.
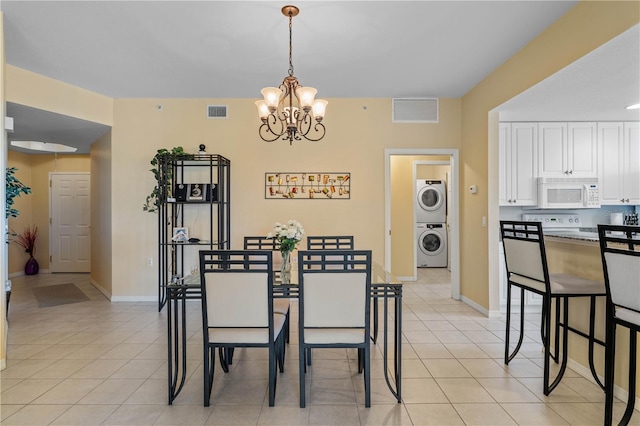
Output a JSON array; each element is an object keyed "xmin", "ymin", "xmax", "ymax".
[
  {"xmin": 538, "ymin": 122, "xmax": 598, "ymax": 178},
  {"xmin": 599, "ymin": 122, "xmax": 640, "ymax": 205},
  {"xmin": 499, "ymin": 122, "xmax": 538, "ymax": 206}
]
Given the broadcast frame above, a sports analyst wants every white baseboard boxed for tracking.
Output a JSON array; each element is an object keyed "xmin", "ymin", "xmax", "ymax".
[
  {"xmin": 110, "ymin": 295, "xmax": 156, "ymax": 302},
  {"xmin": 460, "ymin": 294, "xmax": 489, "ymax": 317},
  {"xmin": 9, "ymin": 269, "xmax": 51, "ymax": 278},
  {"xmin": 89, "ymin": 279, "xmax": 112, "ymax": 300}
]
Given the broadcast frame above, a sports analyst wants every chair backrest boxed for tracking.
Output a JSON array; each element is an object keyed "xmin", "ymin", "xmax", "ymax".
[
  {"xmin": 199, "ymin": 250, "xmax": 274, "ymax": 329},
  {"xmin": 298, "ymin": 250, "xmax": 371, "ymax": 328},
  {"xmin": 306, "ymin": 236, "xmax": 354, "ymax": 250},
  {"xmin": 598, "ymin": 225, "xmax": 640, "ymax": 311},
  {"xmin": 500, "ymin": 221, "xmax": 550, "ymax": 290},
  {"xmin": 244, "ymin": 236, "xmax": 280, "ymax": 251}
]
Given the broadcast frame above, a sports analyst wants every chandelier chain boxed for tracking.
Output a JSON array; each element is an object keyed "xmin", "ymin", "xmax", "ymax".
[{"xmin": 288, "ymin": 12, "xmax": 294, "ymax": 77}]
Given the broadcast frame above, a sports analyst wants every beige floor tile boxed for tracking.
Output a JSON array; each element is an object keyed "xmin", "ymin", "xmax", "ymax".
[
  {"xmin": 102, "ymin": 404, "xmax": 164, "ymax": 425},
  {"xmin": 71, "ymin": 358, "xmax": 129, "ymax": 379},
  {"xmin": 32, "ymin": 378, "xmax": 104, "ymax": 404},
  {"xmin": 308, "ymin": 378, "xmax": 356, "ymax": 405},
  {"xmin": 308, "ymin": 404, "xmax": 360, "ymax": 425},
  {"xmin": 422, "ymin": 358, "xmax": 471, "ymax": 378},
  {"xmin": 400, "ymin": 379, "xmax": 449, "ymax": 404},
  {"xmin": 443, "ymin": 343, "xmax": 489, "ymax": 358},
  {"xmin": 453, "ymin": 403, "xmax": 517, "ymax": 425},
  {"xmin": 154, "ymin": 405, "xmax": 213, "ymax": 425},
  {"xmin": 110, "ymin": 358, "xmax": 165, "ymax": 379},
  {"xmin": 435, "ymin": 378, "xmax": 494, "ymax": 403},
  {"xmin": 209, "ymin": 379, "xmax": 269, "ymax": 405},
  {"xmin": 78, "ymin": 378, "xmax": 146, "ymax": 404},
  {"xmin": 1, "ymin": 404, "xmax": 71, "ymax": 425},
  {"xmin": 404, "ymin": 403, "xmax": 465, "ymax": 425},
  {"xmin": 500, "ymin": 403, "xmax": 570, "ymax": 425},
  {"xmin": 457, "ymin": 359, "xmax": 510, "ymax": 378},
  {"xmin": 124, "ymin": 378, "xmax": 168, "ymax": 405},
  {"xmin": 29, "ymin": 358, "xmax": 93, "ymax": 379},
  {"xmin": 0, "ymin": 378, "xmax": 24, "ymax": 392},
  {"xmin": 205, "ymin": 405, "xmax": 262, "ymax": 425},
  {"xmin": 1, "ymin": 359, "xmax": 57, "ymax": 379},
  {"xmin": 28, "ymin": 343, "xmax": 85, "ymax": 360},
  {"xmin": 548, "ymin": 402, "xmax": 606, "ymax": 425},
  {"xmin": 256, "ymin": 404, "xmax": 310, "ymax": 425},
  {"xmin": 476, "ymin": 377, "xmax": 541, "ymax": 403},
  {"xmin": 50, "ymin": 404, "xmax": 119, "ymax": 425},
  {"xmin": 0, "ymin": 378, "xmax": 63, "ymax": 404},
  {"xmin": 357, "ymin": 403, "xmax": 413, "ymax": 425},
  {"xmin": 0, "ymin": 405, "xmax": 25, "ymax": 422},
  {"xmin": 410, "ymin": 343, "xmax": 453, "ymax": 359},
  {"xmin": 7, "ymin": 344, "xmax": 53, "ymax": 359}
]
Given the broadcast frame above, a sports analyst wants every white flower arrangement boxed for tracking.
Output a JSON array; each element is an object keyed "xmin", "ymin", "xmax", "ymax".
[{"xmin": 267, "ymin": 219, "xmax": 305, "ymax": 253}]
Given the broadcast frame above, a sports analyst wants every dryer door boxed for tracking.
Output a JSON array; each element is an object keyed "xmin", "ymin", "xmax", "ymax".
[
  {"xmin": 417, "ymin": 185, "xmax": 444, "ymax": 212},
  {"xmin": 418, "ymin": 229, "xmax": 444, "ymax": 256}
]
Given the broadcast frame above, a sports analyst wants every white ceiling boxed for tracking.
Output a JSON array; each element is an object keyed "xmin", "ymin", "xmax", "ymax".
[{"xmin": 1, "ymin": 1, "xmax": 638, "ymax": 154}]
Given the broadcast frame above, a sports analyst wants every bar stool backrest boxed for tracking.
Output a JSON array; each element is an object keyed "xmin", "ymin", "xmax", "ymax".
[
  {"xmin": 500, "ymin": 221, "xmax": 550, "ymax": 291},
  {"xmin": 598, "ymin": 225, "xmax": 640, "ymax": 311},
  {"xmin": 307, "ymin": 236, "xmax": 354, "ymax": 250}
]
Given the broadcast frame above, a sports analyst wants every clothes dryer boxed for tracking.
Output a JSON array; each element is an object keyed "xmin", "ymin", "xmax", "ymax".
[
  {"xmin": 416, "ymin": 223, "xmax": 448, "ymax": 268},
  {"xmin": 416, "ymin": 180, "xmax": 446, "ymax": 223}
]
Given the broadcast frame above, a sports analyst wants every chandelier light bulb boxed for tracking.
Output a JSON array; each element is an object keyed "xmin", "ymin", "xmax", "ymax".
[
  {"xmin": 295, "ymin": 86, "xmax": 317, "ymax": 111},
  {"xmin": 255, "ymin": 100, "xmax": 270, "ymax": 120},
  {"xmin": 261, "ymin": 87, "xmax": 282, "ymax": 111},
  {"xmin": 312, "ymin": 99, "xmax": 328, "ymax": 121}
]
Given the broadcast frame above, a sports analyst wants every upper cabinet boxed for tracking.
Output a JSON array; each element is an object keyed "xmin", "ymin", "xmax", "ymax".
[
  {"xmin": 499, "ymin": 122, "xmax": 537, "ymax": 206},
  {"xmin": 599, "ymin": 122, "xmax": 640, "ymax": 205},
  {"xmin": 538, "ymin": 122, "xmax": 598, "ymax": 178}
]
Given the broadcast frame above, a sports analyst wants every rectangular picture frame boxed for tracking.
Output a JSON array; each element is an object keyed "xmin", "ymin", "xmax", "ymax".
[{"xmin": 265, "ymin": 172, "xmax": 350, "ymax": 200}]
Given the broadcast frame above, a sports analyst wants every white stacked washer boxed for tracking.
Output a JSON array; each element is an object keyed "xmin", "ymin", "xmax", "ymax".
[
  {"xmin": 416, "ymin": 223, "xmax": 448, "ymax": 267},
  {"xmin": 416, "ymin": 179, "xmax": 448, "ymax": 268}
]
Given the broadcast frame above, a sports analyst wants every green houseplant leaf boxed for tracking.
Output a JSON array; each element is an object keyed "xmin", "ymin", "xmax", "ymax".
[
  {"xmin": 6, "ymin": 167, "xmax": 32, "ymax": 218},
  {"xmin": 143, "ymin": 146, "xmax": 193, "ymax": 213}
]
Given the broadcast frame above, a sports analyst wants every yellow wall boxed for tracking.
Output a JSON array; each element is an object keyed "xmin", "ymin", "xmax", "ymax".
[
  {"xmin": 110, "ymin": 98, "xmax": 461, "ymax": 298},
  {"xmin": 90, "ymin": 131, "xmax": 112, "ymax": 297},
  {"xmin": 460, "ymin": 1, "xmax": 640, "ymax": 310},
  {"xmin": 7, "ymin": 151, "xmax": 90, "ymax": 274},
  {"xmin": 5, "ymin": 65, "xmax": 113, "ymax": 126}
]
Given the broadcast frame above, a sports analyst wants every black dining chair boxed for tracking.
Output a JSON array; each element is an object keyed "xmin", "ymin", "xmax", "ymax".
[
  {"xmin": 598, "ymin": 224, "xmax": 640, "ymax": 426},
  {"xmin": 199, "ymin": 250, "xmax": 286, "ymax": 407},
  {"xmin": 297, "ymin": 249, "xmax": 372, "ymax": 407},
  {"xmin": 500, "ymin": 220, "xmax": 606, "ymax": 395}
]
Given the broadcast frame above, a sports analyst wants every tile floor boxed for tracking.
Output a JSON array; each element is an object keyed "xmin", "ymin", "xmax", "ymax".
[{"xmin": 1, "ymin": 269, "xmax": 637, "ymax": 425}]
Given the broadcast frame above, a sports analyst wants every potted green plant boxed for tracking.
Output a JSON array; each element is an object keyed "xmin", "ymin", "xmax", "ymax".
[
  {"xmin": 143, "ymin": 146, "xmax": 193, "ymax": 213},
  {"xmin": 6, "ymin": 167, "xmax": 32, "ymax": 218},
  {"xmin": 13, "ymin": 225, "xmax": 39, "ymax": 275}
]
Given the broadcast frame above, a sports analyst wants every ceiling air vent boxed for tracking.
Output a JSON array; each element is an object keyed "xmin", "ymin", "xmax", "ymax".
[
  {"xmin": 207, "ymin": 105, "xmax": 228, "ymax": 119},
  {"xmin": 392, "ymin": 98, "xmax": 438, "ymax": 123}
]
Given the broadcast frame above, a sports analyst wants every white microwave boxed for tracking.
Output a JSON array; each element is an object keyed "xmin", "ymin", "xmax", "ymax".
[{"xmin": 537, "ymin": 177, "xmax": 600, "ymax": 209}]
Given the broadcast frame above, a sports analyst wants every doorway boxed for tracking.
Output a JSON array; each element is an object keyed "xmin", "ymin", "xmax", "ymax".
[{"xmin": 384, "ymin": 149, "xmax": 460, "ymax": 300}]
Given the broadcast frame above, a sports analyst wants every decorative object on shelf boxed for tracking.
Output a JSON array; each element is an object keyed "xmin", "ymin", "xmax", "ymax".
[
  {"xmin": 265, "ymin": 172, "xmax": 350, "ymax": 199},
  {"xmin": 143, "ymin": 146, "xmax": 194, "ymax": 213},
  {"xmin": 172, "ymin": 227, "xmax": 189, "ymax": 243},
  {"xmin": 255, "ymin": 5, "xmax": 328, "ymax": 144},
  {"xmin": 13, "ymin": 225, "xmax": 39, "ymax": 275},
  {"xmin": 267, "ymin": 220, "xmax": 305, "ymax": 284},
  {"xmin": 6, "ymin": 167, "xmax": 32, "ymax": 218}
]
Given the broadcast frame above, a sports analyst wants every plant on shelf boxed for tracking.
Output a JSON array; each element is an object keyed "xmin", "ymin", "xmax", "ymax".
[
  {"xmin": 6, "ymin": 167, "xmax": 32, "ymax": 218},
  {"xmin": 267, "ymin": 220, "xmax": 305, "ymax": 284},
  {"xmin": 12, "ymin": 225, "xmax": 39, "ymax": 275},
  {"xmin": 143, "ymin": 146, "xmax": 193, "ymax": 213}
]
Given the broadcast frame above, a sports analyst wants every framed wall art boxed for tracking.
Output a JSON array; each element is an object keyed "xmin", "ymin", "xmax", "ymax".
[{"xmin": 264, "ymin": 172, "xmax": 350, "ymax": 199}]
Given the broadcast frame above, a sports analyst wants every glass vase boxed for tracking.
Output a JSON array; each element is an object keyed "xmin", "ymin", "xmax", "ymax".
[{"xmin": 280, "ymin": 251, "xmax": 292, "ymax": 284}]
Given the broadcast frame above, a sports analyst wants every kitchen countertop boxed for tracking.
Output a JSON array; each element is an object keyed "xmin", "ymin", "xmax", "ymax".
[{"xmin": 544, "ymin": 227, "xmax": 639, "ymax": 243}]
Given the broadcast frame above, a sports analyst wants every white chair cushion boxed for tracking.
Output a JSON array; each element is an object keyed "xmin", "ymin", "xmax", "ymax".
[
  {"xmin": 205, "ymin": 272, "xmax": 268, "ymax": 328},
  {"xmin": 303, "ymin": 328, "xmax": 365, "ymax": 344},
  {"xmin": 209, "ymin": 313, "xmax": 285, "ymax": 344},
  {"xmin": 615, "ymin": 307, "xmax": 640, "ymax": 327},
  {"xmin": 508, "ymin": 273, "xmax": 546, "ymax": 293},
  {"xmin": 548, "ymin": 273, "xmax": 606, "ymax": 296},
  {"xmin": 303, "ymin": 272, "xmax": 367, "ymax": 328},
  {"xmin": 503, "ymin": 238, "xmax": 545, "ymax": 282},
  {"xmin": 605, "ymin": 252, "xmax": 640, "ymax": 310}
]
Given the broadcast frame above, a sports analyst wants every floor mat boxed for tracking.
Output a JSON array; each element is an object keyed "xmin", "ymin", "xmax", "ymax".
[{"xmin": 32, "ymin": 283, "xmax": 90, "ymax": 308}]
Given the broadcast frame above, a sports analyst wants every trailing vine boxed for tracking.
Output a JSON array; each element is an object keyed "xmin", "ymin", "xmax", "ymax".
[{"xmin": 143, "ymin": 146, "xmax": 193, "ymax": 213}]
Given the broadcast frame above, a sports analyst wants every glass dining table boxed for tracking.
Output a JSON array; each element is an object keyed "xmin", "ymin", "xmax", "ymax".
[{"xmin": 165, "ymin": 260, "xmax": 403, "ymax": 405}]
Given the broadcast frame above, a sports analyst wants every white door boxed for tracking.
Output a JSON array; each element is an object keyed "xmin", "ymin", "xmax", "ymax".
[{"xmin": 50, "ymin": 173, "xmax": 91, "ymax": 273}]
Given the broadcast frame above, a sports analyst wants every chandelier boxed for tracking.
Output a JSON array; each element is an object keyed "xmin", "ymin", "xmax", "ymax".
[{"xmin": 255, "ymin": 5, "xmax": 327, "ymax": 144}]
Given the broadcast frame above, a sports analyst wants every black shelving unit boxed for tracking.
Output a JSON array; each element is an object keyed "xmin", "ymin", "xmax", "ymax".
[{"xmin": 157, "ymin": 153, "xmax": 230, "ymax": 310}]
